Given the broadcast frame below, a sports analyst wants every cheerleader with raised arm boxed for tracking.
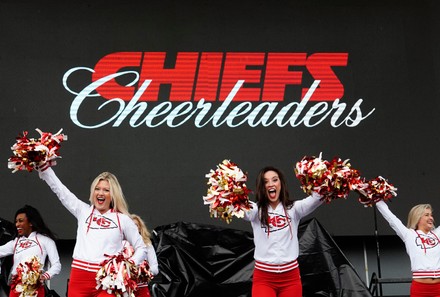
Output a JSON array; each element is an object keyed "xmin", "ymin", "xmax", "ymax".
[
  {"xmin": 38, "ymin": 168, "xmax": 148, "ymax": 297},
  {"xmin": 376, "ymin": 201, "xmax": 440, "ymax": 297},
  {"xmin": 243, "ymin": 166, "xmax": 324, "ymax": 297}
]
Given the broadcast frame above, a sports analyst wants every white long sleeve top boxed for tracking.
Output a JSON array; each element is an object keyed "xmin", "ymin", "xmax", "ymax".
[
  {"xmin": 376, "ymin": 200, "xmax": 440, "ymax": 278},
  {"xmin": 243, "ymin": 192, "xmax": 322, "ymax": 269},
  {"xmin": 144, "ymin": 244, "xmax": 159, "ymax": 276},
  {"xmin": 39, "ymin": 168, "xmax": 148, "ymax": 269},
  {"xmin": 0, "ymin": 232, "xmax": 61, "ymax": 279},
  {"xmin": 122, "ymin": 240, "xmax": 159, "ymax": 276}
]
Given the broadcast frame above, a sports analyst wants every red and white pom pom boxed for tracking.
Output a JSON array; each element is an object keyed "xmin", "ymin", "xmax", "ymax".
[
  {"xmin": 295, "ymin": 152, "xmax": 329, "ymax": 196},
  {"xmin": 13, "ymin": 256, "xmax": 43, "ymax": 297},
  {"xmin": 295, "ymin": 153, "xmax": 361, "ymax": 203},
  {"xmin": 8, "ymin": 128, "xmax": 68, "ymax": 173},
  {"xmin": 95, "ymin": 251, "xmax": 139, "ymax": 297},
  {"xmin": 322, "ymin": 156, "xmax": 362, "ymax": 202},
  {"xmin": 353, "ymin": 176, "xmax": 397, "ymax": 207},
  {"xmin": 203, "ymin": 159, "xmax": 252, "ymax": 223},
  {"xmin": 137, "ymin": 260, "xmax": 154, "ymax": 284}
]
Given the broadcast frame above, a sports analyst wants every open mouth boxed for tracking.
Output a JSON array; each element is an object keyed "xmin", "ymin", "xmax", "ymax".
[
  {"xmin": 97, "ymin": 197, "xmax": 106, "ymax": 204},
  {"xmin": 268, "ymin": 188, "xmax": 277, "ymax": 199}
]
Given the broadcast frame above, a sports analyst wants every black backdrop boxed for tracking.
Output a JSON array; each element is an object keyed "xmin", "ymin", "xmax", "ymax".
[{"xmin": 0, "ymin": 0, "xmax": 439, "ymax": 238}]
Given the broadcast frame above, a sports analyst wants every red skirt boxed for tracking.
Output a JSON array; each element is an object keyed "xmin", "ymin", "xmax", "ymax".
[
  {"xmin": 411, "ymin": 280, "xmax": 440, "ymax": 297},
  {"xmin": 252, "ymin": 267, "xmax": 302, "ymax": 297}
]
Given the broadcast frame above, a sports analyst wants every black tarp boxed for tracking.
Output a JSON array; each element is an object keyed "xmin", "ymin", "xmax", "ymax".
[
  {"xmin": 298, "ymin": 219, "xmax": 372, "ymax": 297},
  {"xmin": 150, "ymin": 219, "xmax": 372, "ymax": 297}
]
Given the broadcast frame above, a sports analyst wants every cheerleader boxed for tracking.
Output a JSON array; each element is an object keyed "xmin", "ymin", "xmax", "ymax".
[
  {"xmin": 0, "ymin": 205, "xmax": 61, "ymax": 297},
  {"xmin": 376, "ymin": 201, "xmax": 440, "ymax": 297},
  {"xmin": 129, "ymin": 214, "xmax": 158, "ymax": 297},
  {"xmin": 243, "ymin": 166, "xmax": 323, "ymax": 297},
  {"xmin": 38, "ymin": 167, "xmax": 148, "ymax": 297}
]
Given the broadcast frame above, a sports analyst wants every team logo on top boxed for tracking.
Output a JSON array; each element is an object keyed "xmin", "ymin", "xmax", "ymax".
[
  {"xmin": 415, "ymin": 233, "xmax": 439, "ymax": 250},
  {"xmin": 261, "ymin": 212, "xmax": 291, "ymax": 233},
  {"xmin": 15, "ymin": 239, "xmax": 38, "ymax": 254},
  {"xmin": 86, "ymin": 214, "xmax": 118, "ymax": 229}
]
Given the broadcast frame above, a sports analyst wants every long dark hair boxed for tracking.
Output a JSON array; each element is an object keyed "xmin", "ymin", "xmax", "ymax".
[
  {"xmin": 14, "ymin": 205, "xmax": 57, "ymax": 241},
  {"xmin": 255, "ymin": 166, "xmax": 294, "ymax": 227}
]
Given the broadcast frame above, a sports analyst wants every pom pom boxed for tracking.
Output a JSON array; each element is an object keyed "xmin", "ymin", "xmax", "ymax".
[
  {"xmin": 295, "ymin": 153, "xmax": 361, "ymax": 202},
  {"xmin": 137, "ymin": 260, "xmax": 154, "ymax": 284},
  {"xmin": 95, "ymin": 248, "xmax": 139, "ymax": 297},
  {"xmin": 12, "ymin": 256, "xmax": 43, "ymax": 297},
  {"xmin": 295, "ymin": 152, "xmax": 329, "ymax": 196},
  {"xmin": 203, "ymin": 159, "xmax": 252, "ymax": 223},
  {"xmin": 323, "ymin": 156, "xmax": 362, "ymax": 202},
  {"xmin": 353, "ymin": 176, "xmax": 398, "ymax": 207},
  {"xmin": 8, "ymin": 128, "xmax": 68, "ymax": 173}
]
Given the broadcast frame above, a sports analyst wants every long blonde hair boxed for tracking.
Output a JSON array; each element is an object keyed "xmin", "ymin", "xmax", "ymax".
[
  {"xmin": 407, "ymin": 204, "xmax": 433, "ymax": 230},
  {"xmin": 89, "ymin": 172, "xmax": 129, "ymax": 215},
  {"xmin": 130, "ymin": 214, "xmax": 152, "ymax": 246}
]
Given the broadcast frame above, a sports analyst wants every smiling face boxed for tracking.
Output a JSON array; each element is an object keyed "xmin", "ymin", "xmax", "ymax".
[
  {"xmin": 417, "ymin": 208, "xmax": 434, "ymax": 233},
  {"xmin": 264, "ymin": 170, "xmax": 281, "ymax": 208},
  {"xmin": 15, "ymin": 213, "xmax": 33, "ymax": 237},
  {"xmin": 93, "ymin": 179, "xmax": 112, "ymax": 214}
]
